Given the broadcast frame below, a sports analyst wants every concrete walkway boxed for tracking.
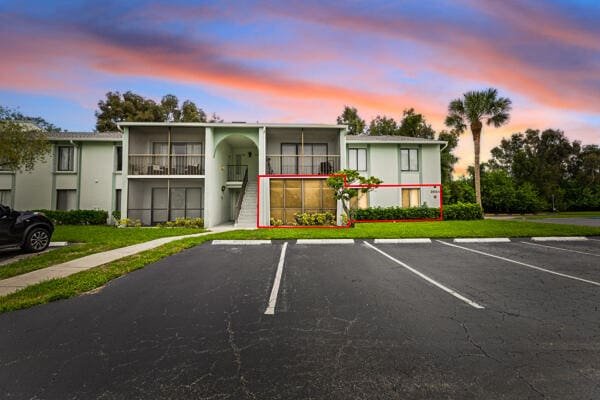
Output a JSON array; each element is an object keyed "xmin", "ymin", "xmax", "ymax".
[{"xmin": 0, "ymin": 224, "xmax": 244, "ymax": 297}]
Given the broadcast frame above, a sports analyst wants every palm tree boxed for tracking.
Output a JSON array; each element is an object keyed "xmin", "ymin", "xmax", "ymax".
[{"xmin": 445, "ymin": 88, "xmax": 512, "ymax": 206}]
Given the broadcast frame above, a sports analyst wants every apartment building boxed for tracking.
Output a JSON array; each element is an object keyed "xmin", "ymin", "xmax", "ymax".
[
  {"xmin": 0, "ymin": 132, "xmax": 123, "ymax": 217},
  {"xmin": 1, "ymin": 123, "xmax": 446, "ymax": 227}
]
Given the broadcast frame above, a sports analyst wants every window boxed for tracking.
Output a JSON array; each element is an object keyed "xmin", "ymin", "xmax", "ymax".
[
  {"xmin": 0, "ymin": 190, "xmax": 12, "ymax": 206},
  {"xmin": 57, "ymin": 146, "xmax": 74, "ymax": 171},
  {"xmin": 56, "ymin": 189, "xmax": 76, "ymax": 210},
  {"xmin": 400, "ymin": 148, "xmax": 418, "ymax": 171},
  {"xmin": 402, "ymin": 188, "xmax": 420, "ymax": 208},
  {"xmin": 115, "ymin": 189, "xmax": 122, "ymax": 214},
  {"xmin": 350, "ymin": 191, "xmax": 368, "ymax": 210},
  {"xmin": 116, "ymin": 146, "xmax": 122, "ymax": 171},
  {"xmin": 348, "ymin": 148, "xmax": 367, "ymax": 171}
]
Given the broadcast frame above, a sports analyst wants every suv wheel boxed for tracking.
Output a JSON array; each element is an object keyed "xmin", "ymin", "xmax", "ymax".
[{"xmin": 22, "ymin": 228, "xmax": 50, "ymax": 253}]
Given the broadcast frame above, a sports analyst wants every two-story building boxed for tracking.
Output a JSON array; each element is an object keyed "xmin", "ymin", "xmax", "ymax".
[{"xmin": 1, "ymin": 122, "xmax": 446, "ymax": 227}]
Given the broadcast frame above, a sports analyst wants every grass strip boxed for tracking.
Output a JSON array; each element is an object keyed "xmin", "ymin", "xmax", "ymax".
[{"xmin": 0, "ymin": 226, "xmax": 205, "ymax": 280}]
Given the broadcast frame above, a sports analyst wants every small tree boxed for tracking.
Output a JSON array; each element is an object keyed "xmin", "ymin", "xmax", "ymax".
[
  {"xmin": 0, "ymin": 121, "xmax": 51, "ymax": 171},
  {"xmin": 326, "ymin": 169, "xmax": 382, "ymax": 226}
]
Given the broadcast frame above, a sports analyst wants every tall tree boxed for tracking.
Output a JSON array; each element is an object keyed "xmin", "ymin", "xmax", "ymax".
[
  {"xmin": 95, "ymin": 91, "xmax": 209, "ymax": 131},
  {"xmin": 397, "ymin": 108, "xmax": 435, "ymax": 139},
  {"xmin": 368, "ymin": 115, "xmax": 398, "ymax": 136},
  {"xmin": 445, "ymin": 88, "xmax": 512, "ymax": 206},
  {"xmin": 336, "ymin": 106, "xmax": 366, "ymax": 135}
]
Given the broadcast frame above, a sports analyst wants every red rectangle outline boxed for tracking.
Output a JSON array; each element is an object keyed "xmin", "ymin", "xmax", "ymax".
[{"xmin": 256, "ymin": 174, "xmax": 443, "ymax": 228}]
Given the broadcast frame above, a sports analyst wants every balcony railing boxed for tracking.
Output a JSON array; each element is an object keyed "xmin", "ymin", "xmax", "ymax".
[
  {"xmin": 128, "ymin": 154, "xmax": 205, "ymax": 175},
  {"xmin": 266, "ymin": 155, "xmax": 340, "ymax": 175}
]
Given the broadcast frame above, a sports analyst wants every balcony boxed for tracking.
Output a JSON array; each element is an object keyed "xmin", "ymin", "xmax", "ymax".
[
  {"xmin": 128, "ymin": 154, "xmax": 205, "ymax": 176},
  {"xmin": 265, "ymin": 155, "xmax": 340, "ymax": 175}
]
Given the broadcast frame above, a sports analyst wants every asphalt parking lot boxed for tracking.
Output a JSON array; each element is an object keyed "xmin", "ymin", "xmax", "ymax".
[{"xmin": 1, "ymin": 237, "xmax": 599, "ymax": 399}]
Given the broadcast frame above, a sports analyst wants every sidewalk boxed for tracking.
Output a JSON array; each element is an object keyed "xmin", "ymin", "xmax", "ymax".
[{"xmin": 0, "ymin": 224, "xmax": 243, "ymax": 297}]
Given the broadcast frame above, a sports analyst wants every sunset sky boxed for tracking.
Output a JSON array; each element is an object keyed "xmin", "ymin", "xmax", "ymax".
[{"xmin": 1, "ymin": 0, "xmax": 599, "ymax": 175}]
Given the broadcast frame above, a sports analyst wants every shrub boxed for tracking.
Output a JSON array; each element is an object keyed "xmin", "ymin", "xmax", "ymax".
[
  {"xmin": 353, "ymin": 205, "xmax": 440, "ymax": 221},
  {"xmin": 270, "ymin": 218, "xmax": 283, "ymax": 226},
  {"xmin": 294, "ymin": 212, "xmax": 336, "ymax": 226},
  {"xmin": 442, "ymin": 202, "xmax": 483, "ymax": 220},
  {"xmin": 118, "ymin": 218, "xmax": 142, "ymax": 227},
  {"xmin": 35, "ymin": 209, "xmax": 108, "ymax": 225},
  {"xmin": 158, "ymin": 217, "xmax": 204, "ymax": 229},
  {"xmin": 112, "ymin": 210, "xmax": 121, "ymax": 221}
]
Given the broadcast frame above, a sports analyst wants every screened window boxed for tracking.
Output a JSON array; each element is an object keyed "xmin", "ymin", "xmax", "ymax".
[
  {"xmin": 400, "ymin": 148, "xmax": 418, "ymax": 171},
  {"xmin": 57, "ymin": 146, "xmax": 74, "ymax": 171},
  {"xmin": 115, "ymin": 189, "xmax": 122, "ymax": 214},
  {"xmin": 402, "ymin": 188, "xmax": 420, "ymax": 208},
  {"xmin": 0, "ymin": 190, "xmax": 12, "ymax": 206},
  {"xmin": 116, "ymin": 146, "xmax": 123, "ymax": 171},
  {"xmin": 280, "ymin": 143, "xmax": 329, "ymax": 174},
  {"xmin": 348, "ymin": 148, "xmax": 367, "ymax": 171},
  {"xmin": 56, "ymin": 189, "xmax": 76, "ymax": 210}
]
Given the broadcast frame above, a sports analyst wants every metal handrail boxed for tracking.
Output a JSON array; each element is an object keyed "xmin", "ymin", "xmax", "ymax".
[
  {"xmin": 128, "ymin": 154, "xmax": 205, "ymax": 175},
  {"xmin": 266, "ymin": 154, "xmax": 340, "ymax": 175},
  {"xmin": 234, "ymin": 168, "xmax": 249, "ymax": 223}
]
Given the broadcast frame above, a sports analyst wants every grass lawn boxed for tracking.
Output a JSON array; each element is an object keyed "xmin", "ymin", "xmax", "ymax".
[
  {"xmin": 0, "ymin": 225, "xmax": 204, "ymax": 280},
  {"xmin": 517, "ymin": 211, "xmax": 600, "ymax": 220},
  {"xmin": 1, "ymin": 219, "xmax": 599, "ymax": 314},
  {"xmin": 206, "ymin": 219, "xmax": 600, "ymax": 240}
]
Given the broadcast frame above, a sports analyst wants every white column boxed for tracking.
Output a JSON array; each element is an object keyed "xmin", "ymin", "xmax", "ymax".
[
  {"xmin": 204, "ymin": 127, "xmax": 214, "ymax": 228},
  {"xmin": 258, "ymin": 126, "xmax": 266, "ymax": 175},
  {"xmin": 121, "ymin": 127, "xmax": 129, "ymax": 219}
]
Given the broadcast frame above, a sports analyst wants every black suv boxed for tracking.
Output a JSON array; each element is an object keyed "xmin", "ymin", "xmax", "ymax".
[{"xmin": 0, "ymin": 205, "xmax": 54, "ymax": 252}]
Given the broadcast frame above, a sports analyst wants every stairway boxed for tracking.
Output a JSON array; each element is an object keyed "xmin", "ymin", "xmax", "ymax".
[{"xmin": 235, "ymin": 180, "xmax": 257, "ymax": 228}]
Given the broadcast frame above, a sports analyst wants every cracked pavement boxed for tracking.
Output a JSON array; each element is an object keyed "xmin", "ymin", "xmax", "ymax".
[{"xmin": 1, "ymin": 238, "xmax": 600, "ymax": 398}]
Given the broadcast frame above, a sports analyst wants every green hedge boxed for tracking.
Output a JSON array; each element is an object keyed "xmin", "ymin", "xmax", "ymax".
[
  {"xmin": 35, "ymin": 209, "xmax": 108, "ymax": 225},
  {"xmin": 353, "ymin": 206, "xmax": 440, "ymax": 220},
  {"xmin": 442, "ymin": 202, "xmax": 483, "ymax": 220},
  {"xmin": 352, "ymin": 202, "xmax": 483, "ymax": 221}
]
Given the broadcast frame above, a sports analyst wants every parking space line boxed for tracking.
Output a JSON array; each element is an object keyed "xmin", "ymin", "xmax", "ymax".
[
  {"xmin": 296, "ymin": 239, "xmax": 354, "ymax": 245},
  {"xmin": 374, "ymin": 238, "xmax": 431, "ymax": 244},
  {"xmin": 363, "ymin": 241, "xmax": 484, "ymax": 309},
  {"xmin": 454, "ymin": 238, "xmax": 510, "ymax": 243},
  {"xmin": 520, "ymin": 241, "xmax": 600, "ymax": 257},
  {"xmin": 531, "ymin": 236, "xmax": 588, "ymax": 242},
  {"xmin": 437, "ymin": 240, "xmax": 600, "ymax": 287},
  {"xmin": 212, "ymin": 240, "xmax": 271, "ymax": 245},
  {"xmin": 264, "ymin": 242, "xmax": 288, "ymax": 315}
]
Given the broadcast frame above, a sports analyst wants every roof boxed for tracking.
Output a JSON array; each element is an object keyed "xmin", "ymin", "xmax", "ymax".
[
  {"xmin": 118, "ymin": 122, "xmax": 346, "ymax": 130},
  {"xmin": 47, "ymin": 131, "xmax": 122, "ymax": 141},
  {"xmin": 345, "ymin": 135, "xmax": 446, "ymax": 145}
]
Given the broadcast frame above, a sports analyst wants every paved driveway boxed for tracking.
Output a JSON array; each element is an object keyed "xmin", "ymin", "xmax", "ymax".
[{"xmin": 1, "ymin": 238, "xmax": 599, "ymax": 399}]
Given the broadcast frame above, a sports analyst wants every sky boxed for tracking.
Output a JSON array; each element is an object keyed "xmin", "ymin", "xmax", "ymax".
[{"xmin": 1, "ymin": 0, "xmax": 599, "ymax": 176}]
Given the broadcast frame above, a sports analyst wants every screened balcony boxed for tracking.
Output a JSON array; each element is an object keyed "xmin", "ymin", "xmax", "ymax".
[{"xmin": 265, "ymin": 127, "xmax": 341, "ymax": 175}]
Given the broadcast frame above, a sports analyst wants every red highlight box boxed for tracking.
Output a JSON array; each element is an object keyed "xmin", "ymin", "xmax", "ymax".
[{"xmin": 257, "ymin": 174, "xmax": 443, "ymax": 228}]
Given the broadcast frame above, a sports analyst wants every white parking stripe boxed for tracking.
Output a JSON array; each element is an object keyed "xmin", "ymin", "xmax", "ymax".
[
  {"xmin": 437, "ymin": 240, "xmax": 600, "ymax": 287},
  {"xmin": 363, "ymin": 241, "xmax": 484, "ymax": 309},
  {"xmin": 374, "ymin": 238, "xmax": 432, "ymax": 244},
  {"xmin": 454, "ymin": 238, "xmax": 510, "ymax": 243},
  {"xmin": 531, "ymin": 236, "xmax": 588, "ymax": 241},
  {"xmin": 265, "ymin": 242, "xmax": 288, "ymax": 315},
  {"xmin": 520, "ymin": 241, "xmax": 600, "ymax": 257},
  {"xmin": 212, "ymin": 240, "xmax": 271, "ymax": 245},
  {"xmin": 296, "ymin": 239, "xmax": 354, "ymax": 245}
]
